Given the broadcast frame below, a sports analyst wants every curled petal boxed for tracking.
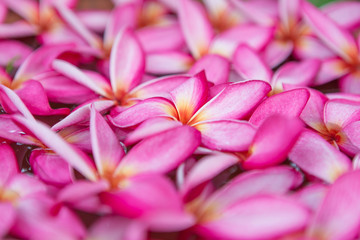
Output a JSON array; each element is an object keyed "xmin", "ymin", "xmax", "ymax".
[{"xmin": 243, "ymin": 116, "xmax": 303, "ymax": 169}]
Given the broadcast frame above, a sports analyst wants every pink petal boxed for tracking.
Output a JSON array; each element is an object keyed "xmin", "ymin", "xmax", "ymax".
[
  {"xmin": 178, "ymin": 0, "xmax": 214, "ymax": 58},
  {"xmin": 54, "ymin": 2, "xmax": 102, "ymax": 49},
  {"xmin": 88, "ymin": 216, "xmax": 146, "ymax": 240},
  {"xmin": 279, "ymin": 0, "xmax": 300, "ymax": 31},
  {"xmin": 129, "ymin": 75, "xmax": 189, "ymax": 100},
  {"xmin": 100, "ymin": 174, "xmax": 184, "ymax": 218},
  {"xmin": 51, "ymin": 100, "xmax": 115, "ymax": 131},
  {"xmin": 110, "ymin": 97, "xmax": 177, "ymax": 128},
  {"xmin": 52, "ymin": 60, "xmax": 113, "ymax": 98},
  {"xmin": 3, "ymin": 0, "xmax": 38, "ymax": 22},
  {"xmin": 7, "ymin": 174, "xmax": 47, "ymax": 197},
  {"xmin": 302, "ymin": 1, "xmax": 359, "ymax": 63},
  {"xmin": 342, "ymin": 121, "xmax": 360, "ymax": 156},
  {"xmin": 0, "ymin": 144, "xmax": 19, "ymax": 185},
  {"xmin": 103, "ymin": 3, "xmax": 138, "ymax": 47},
  {"xmin": 243, "ymin": 116, "xmax": 303, "ymax": 169},
  {"xmin": 116, "ymin": 126, "xmax": 200, "ymax": 175},
  {"xmin": 0, "ymin": 40, "xmax": 32, "ymax": 67},
  {"xmin": 249, "ymin": 88, "xmax": 310, "ymax": 127},
  {"xmin": 190, "ymin": 80, "xmax": 271, "ymax": 123},
  {"xmin": 0, "ymin": 203, "xmax": 15, "ymax": 238},
  {"xmin": 272, "ymin": 59, "xmax": 321, "ymax": 89},
  {"xmin": 137, "ymin": 24, "xmax": 185, "ymax": 53},
  {"xmin": 197, "ymin": 195, "xmax": 309, "ymax": 240},
  {"xmin": 12, "ymin": 115, "xmax": 98, "ymax": 181},
  {"xmin": 323, "ymin": 1, "xmax": 360, "ymax": 30},
  {"xmin": 59, "ymin": 126, "xmax": 92, "ymax": 152},
  {"xmin": 36, "ymin": 71, "xmax": 98, "ymax": 104},
  {"xmin": 188, "ymin": 54, "xmax": 230, "ymax": 85},
  {"xmin": 77, "ymin": 10, "xmax": 110, "ymax": 33},
  {"xmin": 170, "ymin": 72, "xmax": 208, "ymax": 124},
  {"xmin": 125, "ymin": 117, "xmax": 182, "ymax": 145},
  {"xmin": 233, "ymin": 44, "xmax": 272, "ymax": 82},
  {"xmin": 294, "ymin": 35, "xmax": 336, "ymax": 60},
  {"xmin": 307, "ymin": 170, "xmax": 360, "ymax": 240},
  {"xmin": 194, "ymin": 119, "xmax": 256, "ymax": 151},
  {"xmin": 289, "ymin": 130, "xmax": 352, "ymax": 183},
  {"xmin": 0, "ymin": 21, "xmax": 36, "ymax": 39},
  {"xmin": 0, "ymin": 84, "xmax": 35, "ymax": 120},
  {"xmin": 299, "ymin": 88, "xmax": 328, "ymax": 132},
  {"xmin": 315, "ymin": 57, "xmax": 348, "ymax": 85},
  {"xmin": 110, "ymin": 28, "xmax": 145, "ymax": 98},
  {"xmin": 90, "ymin": 105, "xmax": 125, "ymax": 175},
  {"xmin": 324, "ymin": 99, "xmax": 360, "ymax": 128},
  {"xmin": 180, "ymin": 153, "xmax": 239, "ymax": 198},
  {"xmin": 210, "ymin": 25, "xmax": 274, "ymax": 58},
  {"xmin": 230, "ymin": 0, "xmax": 277, "ymax": 26},
  {"xmin": 262, "ymin": 39, "xmax": 294, "ymax": 68},
  {"xmin": 0, "ymin": 116, "xmax": 35, "ymax": 145},
  {"xmin": 340, "ymin": 72, "xmax": 360, "ymax": 95},
  {"xmin": 13, "ymin": 44, "xmax": 73, "ymax": 87},
  {"xmin": 145, "ymin": 51, "xmax": 193, "ymax": 74},
  {"xmin": 15, "ymin": 80, "xmax": 70, "ymax": 116},
  {"xmin": 207, "ymin": 166, "xmax": 303, "ymax": 210},
  {"xmin": 292, "ymin": 183, "xmax": 328, "ymax": 212},
  {"xmin": 29, "ymin": 149, "xmax": 72, "ymax": 186}
]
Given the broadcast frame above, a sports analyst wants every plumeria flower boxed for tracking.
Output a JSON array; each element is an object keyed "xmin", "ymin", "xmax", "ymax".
[
  {"xmin": 0, "ymin": 44, "xmax": 78, "ymax": 115},
  {"xmin": 231, "ymin": 0, "xmax": 339, "ymax": 67},
  {"xmin": 11, "ymin": 106, "xmax": 201, "ymax": 231},
  {"xmin": 233, "ymin": 44, "xmax": 320, "ymax": 94},
  {"xmin": 0, "ymin": 0, "xmax": 95, "ymax": 46},
  {"xmin": 0, "ymin": 143, "xmax": 85, "ymax": 240},
  {"xmin": 110, "ymin": 72, "xmax": 271, "ymax": 150},
  {"xmin": 175, "ymin": 155, "xmax": 309, "ymax": 239},
  {"xmin": 301, "ymin": 1, "xmax": 360, "ymax": 94}
]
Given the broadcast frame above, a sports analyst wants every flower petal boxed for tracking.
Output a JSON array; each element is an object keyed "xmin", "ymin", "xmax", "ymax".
[
  {"xmin": 262, "ymin": 40, "xmax": 294, "ymax": 68},
  {"xmin": 194, "ymin": 119, "xmax": 256, "ymax": 152},
  {"xmin": 324, "ymin": 99, "xmax": 360, "ymax": 128},
  {"xmin": 307, "ymin": 170, "xmax": 360, "ymax": 240},
  {"xmin": 0, "ymin": 144, "xmax": 19, "ymax": 185},
  {"xmin": 315, "ymin": 57, "xmax": 348, "ymax": 85},
  {"xmin": 90, "ymin": 105, "xmax": 125, "ymax": 175},
  {"xmin": 189, "ymin": 54, "xmax": 230, "ymax": 85},
  {"xmin": 178, "ymin": 0, "xmax": 214, "ymax": 58},
  {"xmin": 289, "ymin": 129, "xmax": 352, "ymax": 183},
  {"xmin": 302, "ymin": 1, "xmax": 359, "ymax": 63},
  {"xmin": 249, "ymin": 88, "xmax": 310, "ymax": 127},
  {"xmin": 110, "ymin": 28, "xmax": 145, "ymax": 97},
  {"xmin": 110, "ymin": 97, "xmax": 177, "ymax": 128},
  {"xmin": 0, "ymin": 40, "xmax": 32, "ymax": 67},
  {"xmin": 243, "ymin": 116, "xmax": 303, "ymax": 169},
  {"xmin": 190, "ymin": 80, "xmax": 271, "ymax": 123},
  {"xmin": 145, "ymin": 51, "xmax": 193, "ymax": 75},
  {"xmin": 340, "ymin": 72, "xmax": 360, "ymax": 95},
  {"xmin": 233, "ymin": 44, "xmax": 272, "ymax": 82},
  {"xmin": 116, "ymin": 126, "xmax": 200, "ymax": 175}
]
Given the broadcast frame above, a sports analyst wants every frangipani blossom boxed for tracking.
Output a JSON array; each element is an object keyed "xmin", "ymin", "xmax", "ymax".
[
  {"xmin": 0, "ymin": 44, "xmax": 77, "ymax": 115},
  {"xmin": 111, "ymin": 72, "xmax": 271, "ymax": 150},
  {"xmin": 11, "ymin": 106, "xmax": 201, "ymax": 230},
  {"xmin": 301, "ymin": 1, "xmax": 360, "ymax": 94},
  {"xmin": 176, "ymin": 157, "xmax": 309, "ymax": 239},
  {"xmin": 0, "ymin": 144, "xmax": 85, "ymax": 239},
  {"xmin": 233, "ymin": 44, "xmax": 320, "ymax": 94},
  {"xmin": 231, "ymin": 0, "xmax": 339, "ymax": 67}
]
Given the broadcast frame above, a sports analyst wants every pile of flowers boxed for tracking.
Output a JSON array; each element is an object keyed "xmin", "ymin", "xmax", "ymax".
[{"xmin": 1, "ymin": 0, "xmax": 360, "ymax": 239}]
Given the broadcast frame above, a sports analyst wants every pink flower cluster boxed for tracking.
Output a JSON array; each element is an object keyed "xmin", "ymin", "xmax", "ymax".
[{"xmin": 0, "ymin": 0, "xmax": 360, "ymax": 239}]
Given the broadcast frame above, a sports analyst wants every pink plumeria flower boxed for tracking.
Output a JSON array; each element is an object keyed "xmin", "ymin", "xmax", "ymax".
[
  {"xmin": 111, "ymin": 72, "xmax": 271, "ymax": 151},
  {"xmin": 12, "ymin": 106, "xmax": 201, "ymax": 231},
  {"xmin": 233, "ymin": 44, "xmax": 321, "ymax": 94},
  {"xmin": 178, "ymin": 0, "xmax": 274, "ymax": 60},
  {"xmin": 231, "ymin": 0, "xmax": 339, "ymax": 67},
  {"xmin": 176, "ymin": 155, "xmax": 309, "ymax": 239},
  {"xmin": 0, "ymin": 44, "xmax": 78, "ymax": 116},
  {"xmin": 301, "ymin": 1, "xmax": 360, "ymax": 94},
  {"xmin": 0, "ymin": 143, "xmax": 85, "ymax": 240}
]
